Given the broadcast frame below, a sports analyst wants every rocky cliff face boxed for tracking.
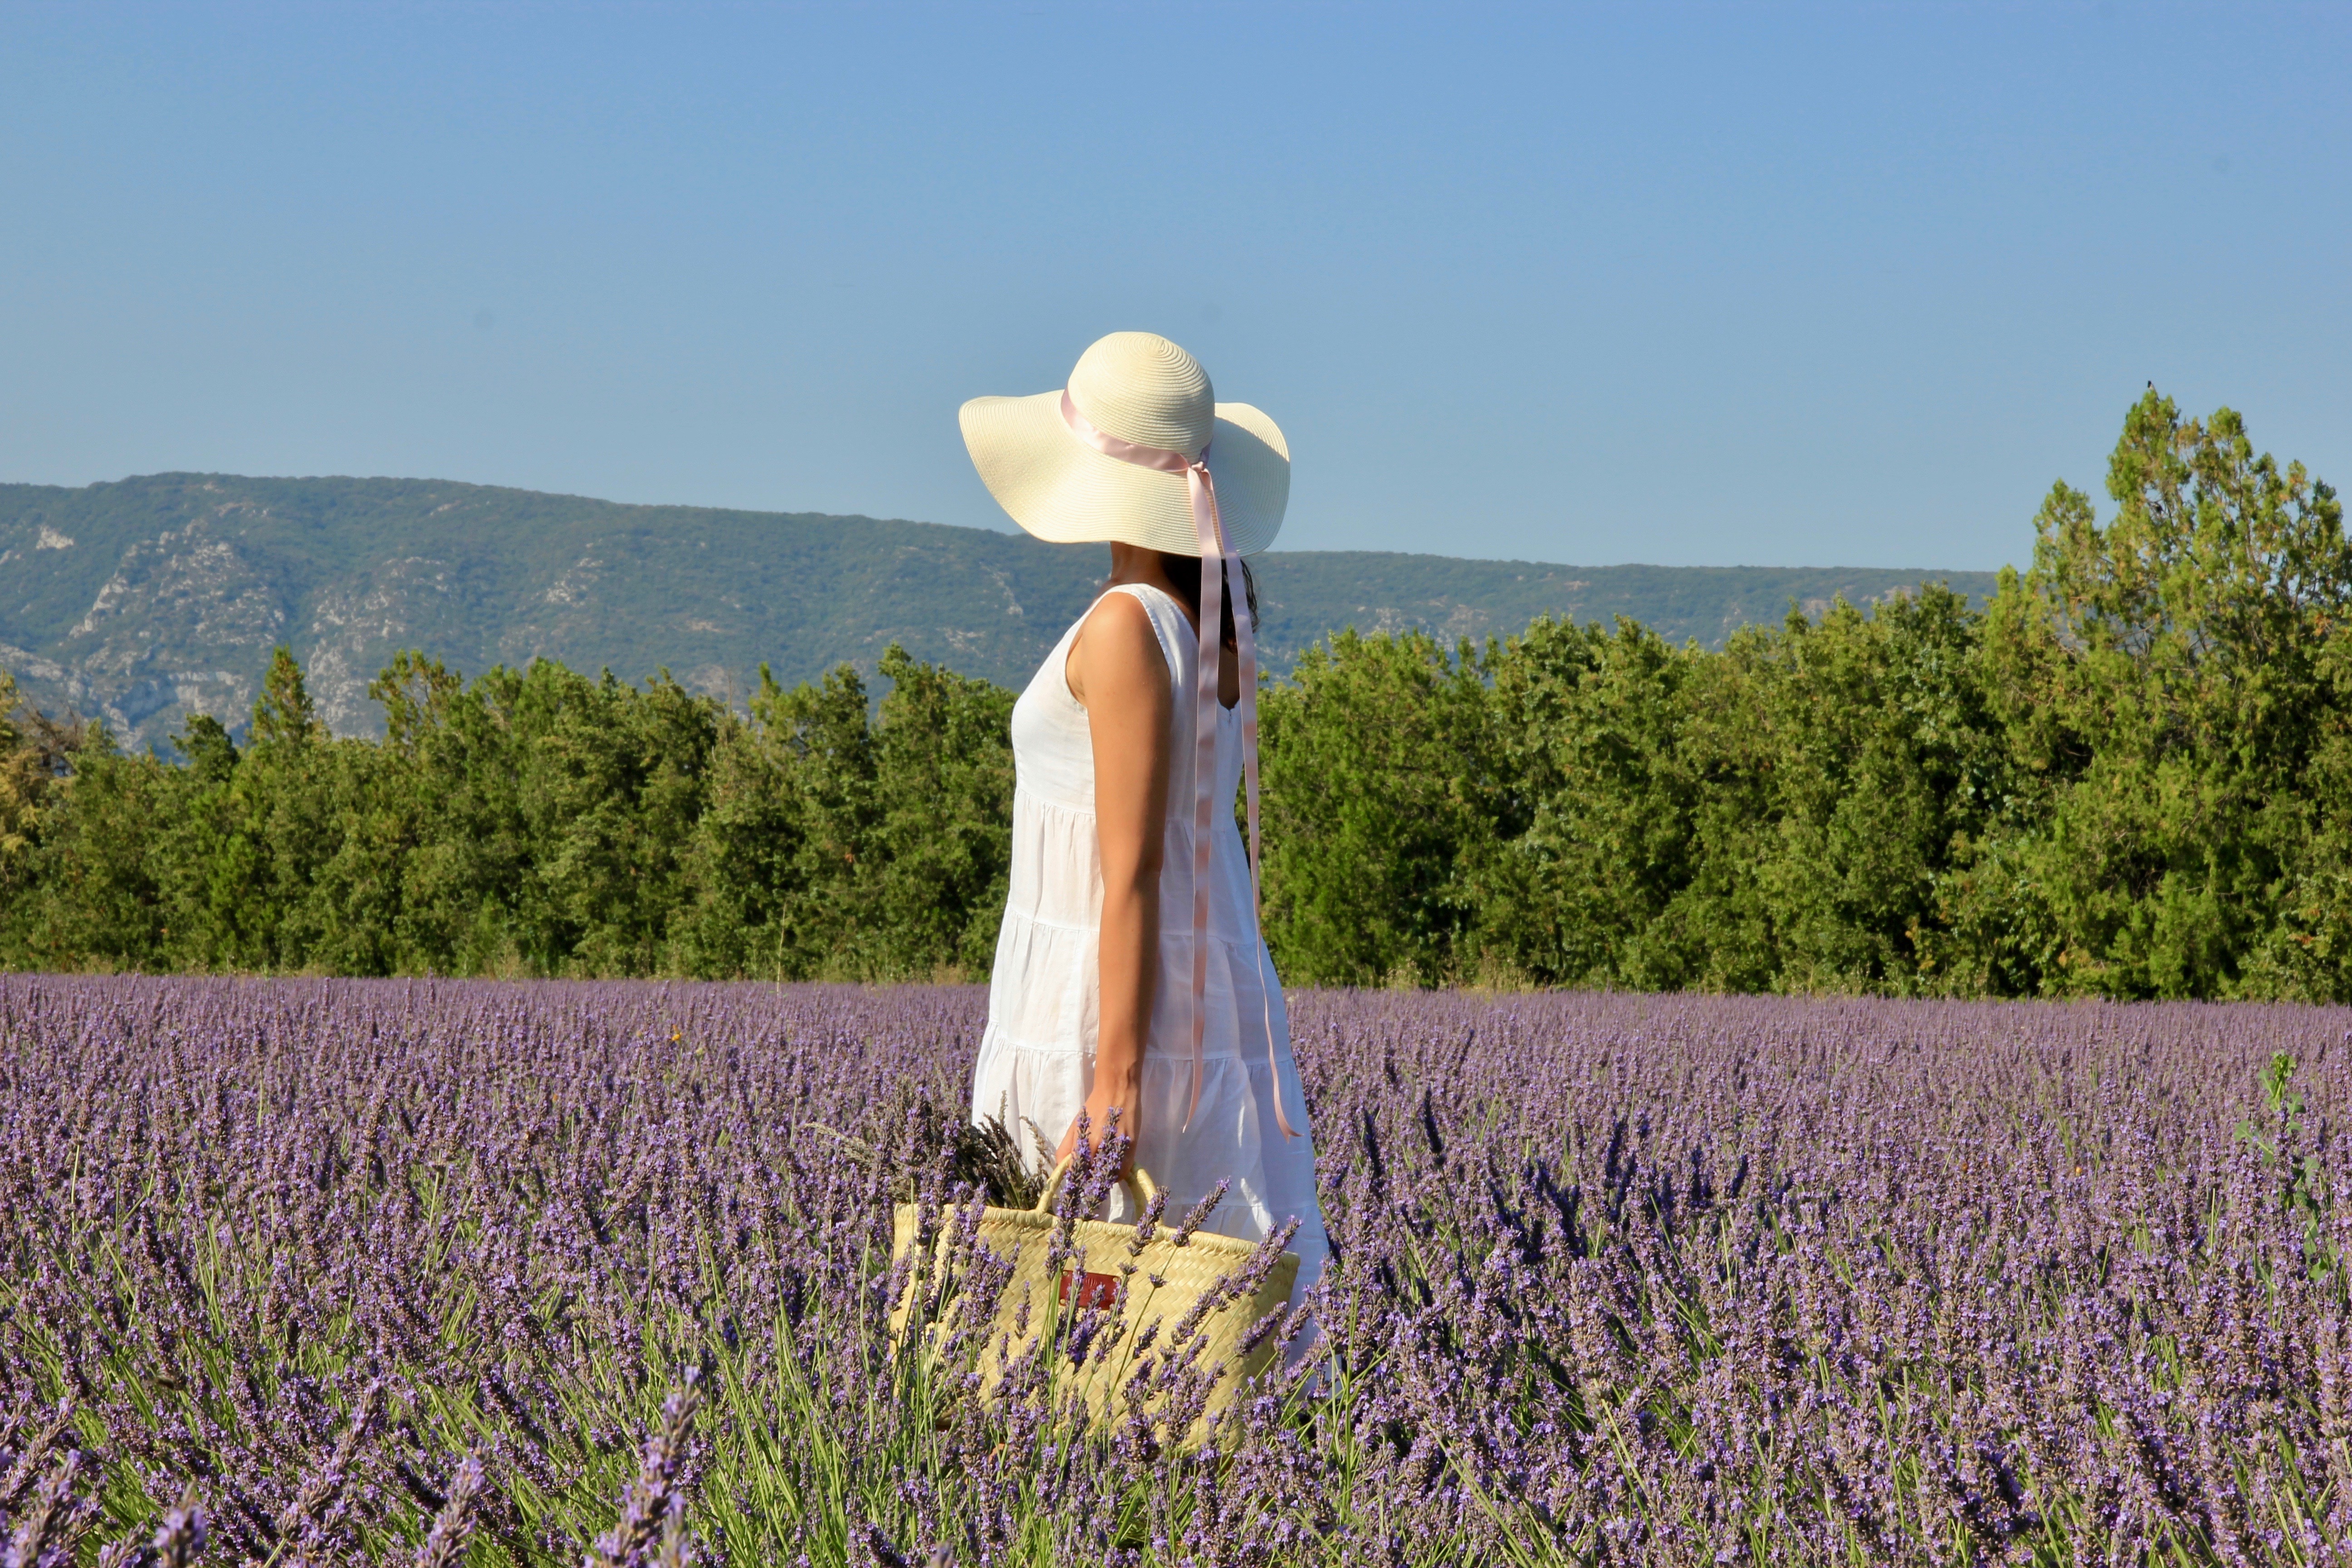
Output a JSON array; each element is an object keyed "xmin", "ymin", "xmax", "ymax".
[
  {"xmin": 4, "ymin": 500, "xmax": 288, "ymax": 749},
  {"xmin": 0, "ymin": 474, "xmax": 1090, "ymax": 752},
  {"xmin": 1, "ymin": 473, "xmax": 1998, "ymax": 755}
]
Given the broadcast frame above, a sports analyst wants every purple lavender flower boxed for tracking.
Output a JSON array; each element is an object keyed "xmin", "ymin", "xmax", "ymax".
[
  {"xmin": 9, "ymin": 976, "xmax": 2352, "ymax": 1562},
  {"xmin": 588, "ymin": 1374, "xmax": 703, "ymax": 1568}
]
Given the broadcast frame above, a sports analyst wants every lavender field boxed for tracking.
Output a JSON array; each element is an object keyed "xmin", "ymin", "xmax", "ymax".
[{"xmin": 3, "ymin": 977, "xmax": 2350, "ymax": 1566}]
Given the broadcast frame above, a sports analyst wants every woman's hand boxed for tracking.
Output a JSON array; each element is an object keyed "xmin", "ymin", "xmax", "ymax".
[
  {"xmin": 1062, "ymin": 588, "xmax": 1173, "ymax": 1186},
  {"xmin": 1055, "ymin": 1074, "xmax": 1141, "ymax": 1175}
]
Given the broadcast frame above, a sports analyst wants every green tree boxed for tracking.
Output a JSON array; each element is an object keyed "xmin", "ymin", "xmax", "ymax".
[
  {"xmin": 1257, "ymin": 630, "xmax": 1501, "ymax": 985},
  {"xmin": 1471, "ymin": 617, "xmax": 1699, "ymax": 988},
  {"xmin": 5, "ymin": 734, "xmax": 171, "ymax": 970},
  {"xmin": 862, "ymin": 645, "xmax": 1017, "ymax": 979},
  {"xmin": 504, "ymin": 662, "xmax": 722, "ymax": 975},
  {"xmin": 1950, "ymin": 390, "xmax": 2350, "ymax": 997},
  {"xmin": 0, "ymin": 673, "xmax": 68, "ymax": 894},
  {"xmin": 756, "ymin": 659, "xmax": 879, "ymax": 976},
  {"xmin": 367, "ymin": 655, "xmax": 538, "ymax": 974},
  {"xmin": 1469, "ymin": 591, "xmax": 2003, "ymax": 995},
  {"xmin": 676, "ymin": 646, "xmax": 1014, "ymax": 982},
  {"xmin": 0, "ymin": 674, "xmax": 93, "ymax": 956},
  {"xmin": 1693, "ymin": 589, "xmax": 2003, "ymax": 995}
]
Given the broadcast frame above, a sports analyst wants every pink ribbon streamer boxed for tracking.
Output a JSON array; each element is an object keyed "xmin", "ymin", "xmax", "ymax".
[{"xmin": 1059, "ymin": 390, "xmax": 1297, "ymax": 1140}]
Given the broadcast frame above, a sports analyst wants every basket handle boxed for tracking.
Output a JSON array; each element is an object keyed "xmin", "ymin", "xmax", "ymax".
[{"xmin": 1032, "ymin": 1155, "xmax": 1160, "ymax": 1215}]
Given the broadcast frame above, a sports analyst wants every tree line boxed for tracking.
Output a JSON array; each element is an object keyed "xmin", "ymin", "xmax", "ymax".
[{"xmin": 5, "ymin": 390, "xmax": 2350, "ymax": 1000}]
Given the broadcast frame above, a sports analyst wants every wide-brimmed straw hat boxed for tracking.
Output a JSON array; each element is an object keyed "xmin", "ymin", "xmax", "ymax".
[{"xmin": 959, "ymin": 331, "xmax": 1289, "ymax": 556}]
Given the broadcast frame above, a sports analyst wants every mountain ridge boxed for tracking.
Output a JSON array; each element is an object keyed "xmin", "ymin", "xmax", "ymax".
[{"xmin": 0, "ymin": 472, "xmax": 2003, "ymax": 752}]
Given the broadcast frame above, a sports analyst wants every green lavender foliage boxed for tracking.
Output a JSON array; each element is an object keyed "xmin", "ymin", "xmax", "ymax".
[{"xmin": 5, "ymin": 389, "xmax": 2352, "ymax": 998}]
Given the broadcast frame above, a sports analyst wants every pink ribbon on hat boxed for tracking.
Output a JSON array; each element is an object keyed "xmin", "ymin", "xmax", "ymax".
[{"xmin": 1059, "ymin": 389, "xmax": 1297, "ymax": 1141}]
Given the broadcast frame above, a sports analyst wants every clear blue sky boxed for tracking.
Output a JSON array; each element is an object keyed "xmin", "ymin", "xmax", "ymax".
[{"xmin": 4, "ymin": 2, "xmax": 2346, "ymax": 571}]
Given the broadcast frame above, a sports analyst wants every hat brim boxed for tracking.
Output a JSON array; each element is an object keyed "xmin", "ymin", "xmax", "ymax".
[{"xmin": 960, "ymin": 391, "xmax": 1290, "ymax": 556}]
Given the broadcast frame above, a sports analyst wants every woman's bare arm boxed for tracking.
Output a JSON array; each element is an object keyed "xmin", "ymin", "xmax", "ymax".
[{"xmin": 1058, "ymin": 591, "xmax": 1174, "ymax": 1171}]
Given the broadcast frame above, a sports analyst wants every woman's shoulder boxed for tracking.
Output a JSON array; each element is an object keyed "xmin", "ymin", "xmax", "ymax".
[
  {"xmin": 1068, "ymin": 589, "xmax": 1173, "ymax": 707},
  {"xmin": 1101, "ymin": 583, "xmax": 1193, "ymax": 671}
]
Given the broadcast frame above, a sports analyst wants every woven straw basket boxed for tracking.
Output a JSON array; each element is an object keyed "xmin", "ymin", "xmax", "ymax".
[{"xmin": 889, "ymin": 1160, "xmax": 1299, "ymax": 1436}]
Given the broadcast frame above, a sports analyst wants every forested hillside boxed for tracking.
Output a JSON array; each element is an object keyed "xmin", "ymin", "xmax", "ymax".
[
  {"xmin": 0, "ymin": 471, "xmax": 1993, "ymax": 753},
  {"xmin": 4, "ymin": 392, "xmax": 2339, "ymax": 1000}
]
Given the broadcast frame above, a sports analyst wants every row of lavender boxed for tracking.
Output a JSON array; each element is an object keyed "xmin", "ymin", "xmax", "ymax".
[{"xmin": 2, "ymin": 976, "xmax": 2348, "ymax": 1564}]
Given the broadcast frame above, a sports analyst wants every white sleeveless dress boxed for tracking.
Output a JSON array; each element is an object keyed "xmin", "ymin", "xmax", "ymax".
[{"xmin": 968, "ymin": 582, "xmax": 1329, "ymax": 1311}]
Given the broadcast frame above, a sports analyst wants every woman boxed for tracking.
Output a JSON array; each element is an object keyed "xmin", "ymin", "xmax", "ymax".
[{"xmin": 958, "ymin": 330, "xmax": 1328, "ymax": 1313}]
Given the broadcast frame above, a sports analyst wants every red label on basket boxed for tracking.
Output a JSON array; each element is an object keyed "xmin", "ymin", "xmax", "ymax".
[{"xmin": 1060, "ymin": 1269, "xmax": 1119, "ymax": 1311}]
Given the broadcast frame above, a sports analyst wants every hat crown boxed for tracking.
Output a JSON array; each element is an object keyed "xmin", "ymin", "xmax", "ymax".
[{"xmin": 1066, "ymin": 332, "xmax": 1215, "ymax": 459}]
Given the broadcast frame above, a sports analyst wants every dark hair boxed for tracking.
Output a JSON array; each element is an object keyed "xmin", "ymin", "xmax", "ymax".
[{"xmin": 1151, "ymin": 551, "xmax": 1259, "ymax": 653}]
